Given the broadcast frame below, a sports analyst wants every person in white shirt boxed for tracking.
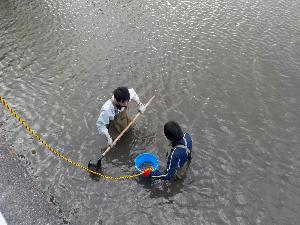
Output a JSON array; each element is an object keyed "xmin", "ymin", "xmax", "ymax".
[{"xmin": 96, "ymin": 87, "xmax": 146, "ymax": 147}]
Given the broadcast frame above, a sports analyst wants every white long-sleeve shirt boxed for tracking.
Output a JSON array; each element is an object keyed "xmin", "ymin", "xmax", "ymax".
[{"xmin": 96, "ymin": 88, "xmax": 141, "ymax": 136}]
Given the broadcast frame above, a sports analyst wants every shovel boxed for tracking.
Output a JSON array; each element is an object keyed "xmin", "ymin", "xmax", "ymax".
[{"xmin": 88, "ymin": 96, "xmax": 155, "ymax": 169}]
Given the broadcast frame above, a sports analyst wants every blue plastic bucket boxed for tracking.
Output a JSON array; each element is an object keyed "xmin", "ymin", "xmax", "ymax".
[{"xmin": 134, "ymin": 153, "xmax": 159, "ymax": 173}]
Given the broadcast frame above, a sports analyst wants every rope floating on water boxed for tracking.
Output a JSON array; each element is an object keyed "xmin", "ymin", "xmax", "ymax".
[{"xmin": 0, "ymin": 96, "xmax": 142, "ymax": 181}]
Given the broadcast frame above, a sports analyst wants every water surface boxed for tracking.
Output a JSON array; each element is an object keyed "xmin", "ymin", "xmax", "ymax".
[{"xmin": 1, "ymin": 0, "xmax": 300, "ymax": 224}]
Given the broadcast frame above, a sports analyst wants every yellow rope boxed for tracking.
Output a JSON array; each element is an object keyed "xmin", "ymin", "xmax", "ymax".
[{"xmin": 0, "ymin": 96, "xmax": 142, "ymax": 181}]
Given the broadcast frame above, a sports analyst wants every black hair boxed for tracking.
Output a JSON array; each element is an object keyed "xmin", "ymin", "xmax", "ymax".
[
  {"xmin": 164, "ymin": 121, "xmax": 184, "ymax": 143},
  {"xmin": 113, "ymin": 87, "xmax": 130, "ymax": 103}
]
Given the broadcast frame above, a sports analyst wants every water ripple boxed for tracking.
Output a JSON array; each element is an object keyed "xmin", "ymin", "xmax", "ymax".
[{"xmin": 1, "ymin": 0, "xmax": 300, "ymax": 224}]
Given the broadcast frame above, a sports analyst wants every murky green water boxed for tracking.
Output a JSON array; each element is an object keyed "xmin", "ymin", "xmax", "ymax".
[{"xmin": 1, "ymin": 0, "xmax": 300, "ymax": 224}]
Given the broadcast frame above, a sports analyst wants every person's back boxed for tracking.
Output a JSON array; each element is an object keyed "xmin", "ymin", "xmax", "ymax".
[{"xmin": 151, "ymin": 121, "xmax": 193, "ymax": 180}]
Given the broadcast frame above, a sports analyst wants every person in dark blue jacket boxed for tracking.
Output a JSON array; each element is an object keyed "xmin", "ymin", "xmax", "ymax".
[{"xmin": 151, "ymin": 121, "xmax": 192, "ymax": 180}]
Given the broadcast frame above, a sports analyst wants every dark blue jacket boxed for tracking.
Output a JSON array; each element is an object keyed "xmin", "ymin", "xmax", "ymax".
[{"xmin": 151, "ymin": 133, "xmax": 192, "ymax": 180}]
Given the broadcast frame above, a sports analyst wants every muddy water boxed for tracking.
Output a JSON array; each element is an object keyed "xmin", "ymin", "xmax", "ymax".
[{"xmin": 1, "ymin": 0, "xmax": 300, "ymax": 224}]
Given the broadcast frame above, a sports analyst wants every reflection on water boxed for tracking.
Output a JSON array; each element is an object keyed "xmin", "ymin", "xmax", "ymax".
[{"xmin": 1, "ymin": 0, "xmax": 300, "ymax": 224}]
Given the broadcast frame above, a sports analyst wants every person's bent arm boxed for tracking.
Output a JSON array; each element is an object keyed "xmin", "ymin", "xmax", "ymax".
[
  {"xmin": 151, "ymin": 151, "xmax": 179, "ymax": 180},
  {"xmin": 128, "ymin": 88, "xmax": 146, "ymax": 113},
  {"xmin": 96, "ymin": 110, "xmax": 112, "ymax": 145}
]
